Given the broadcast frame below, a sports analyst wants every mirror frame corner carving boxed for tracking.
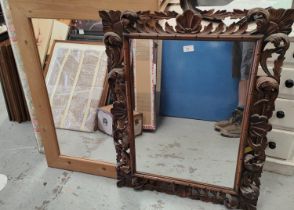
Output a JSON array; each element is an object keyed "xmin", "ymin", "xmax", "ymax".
[{"xmin": 100, "ymin": 5, "xmax": 294, "ymax": 210}]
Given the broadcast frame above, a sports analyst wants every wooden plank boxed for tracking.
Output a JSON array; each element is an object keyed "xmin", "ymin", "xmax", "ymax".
[
  {"xmin": 7, "ymin": 5, "xmax": 60, "ymax": 163},
  {"xmin": 55, "ymin": 156, "xmax": 116, "ymax": 178},
  {"xmin": 12, "ymin": 0, "xmax": 159, "ymax": 19}
]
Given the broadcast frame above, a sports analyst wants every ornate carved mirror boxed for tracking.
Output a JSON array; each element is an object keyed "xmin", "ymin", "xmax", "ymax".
[{"xmin": 100, "ymin": 6, "xmax": 294, "ymax": 210}]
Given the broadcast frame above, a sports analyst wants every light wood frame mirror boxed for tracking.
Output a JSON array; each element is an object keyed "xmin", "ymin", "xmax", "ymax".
[
  {"xmin": 3, "ymin": 0, "xmax": 166, "ymax": 179},
  {"xmin": 100, "ymin": 6, "xmax": 294, "ymax": 209}
]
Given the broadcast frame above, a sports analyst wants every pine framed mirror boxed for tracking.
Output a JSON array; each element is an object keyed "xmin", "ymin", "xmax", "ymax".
[
  {"xmin": 3, "ymin": 0, "xmax": 167, "ymax": 180},
  {"xmin": 100, "ymin": 6, "xmax": 294, "ymax": 210}
]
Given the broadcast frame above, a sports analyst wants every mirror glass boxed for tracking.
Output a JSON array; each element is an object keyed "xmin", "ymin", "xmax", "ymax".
[
  {"xmin": 32, "ymin": 18, "xmax": 116, "ymax": 164},
  {"xmin": 131, "ymin": 39, "xmax": 256, "ymax": 188}
]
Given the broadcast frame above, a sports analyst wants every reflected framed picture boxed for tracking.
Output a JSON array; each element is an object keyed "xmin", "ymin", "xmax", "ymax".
[{"xmin": 45, "ymin": 40, "xmax": 109, "ymax": 132}]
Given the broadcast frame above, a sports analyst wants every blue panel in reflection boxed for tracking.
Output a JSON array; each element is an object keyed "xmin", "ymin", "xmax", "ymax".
[{"xmin": 160, "ymin": 40, "xmax": 239, "ymax": 121}]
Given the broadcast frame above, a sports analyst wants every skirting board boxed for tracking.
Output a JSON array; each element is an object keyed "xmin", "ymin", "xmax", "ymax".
[{"xmin": 264, "ymin": 157, "xmax": 294, "ymax": 176}]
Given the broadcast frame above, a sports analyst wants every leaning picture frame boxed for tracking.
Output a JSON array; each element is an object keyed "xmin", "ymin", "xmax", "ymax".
[
  {"xmin": 2, "ymin": 0, "xmax": 165, "ymax": 179},
  {"xmin": 44, "ymin": 40, "xmax": 110, "ymax": 132},
  {"xmin": 100, "ymin": 6, "xmax": 294, "ymax": 210}
]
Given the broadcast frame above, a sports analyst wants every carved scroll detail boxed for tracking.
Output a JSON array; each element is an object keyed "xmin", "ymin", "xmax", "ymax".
[
  {"xmin": 100, "ymin": 10, "xmax": 131, "ymax": 187},
  {"xmin": 101, "ymin": 11, "xmax": 131, "ymax": 186},
  {"xmin": 131, "ymin": 176, "xmax": 227, "ymax": 204},
  {"xmin": 108, "ymin": 66, "xmax": 132, "ymax": 187},
  {"xmin": 175, "ymin": 9, "xmax": 202, "ymax": 33},
  {"xmin": 99, "ymin": 10, "xmax": 123, "ymax": 35},
  {"xmin": 260, "ymin": 33, "xmax": 290, "ymax": 82},
  {"xmin": 116, "ymin": 7, "xmax": 294, "ymax": 37},
  {"xmin": 237, "ymin": 34, "xmax": 289, "ymax": 209},
  {"xmin": 236, "ymin": 76, "xmax": 279, "ymax": 210},
  {"xmin": 104, "ymin": 32, "xmax": 123, "ymax": 71}
]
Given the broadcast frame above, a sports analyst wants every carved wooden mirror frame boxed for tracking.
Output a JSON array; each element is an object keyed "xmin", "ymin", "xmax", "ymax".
[{"xmin": 100, "ymin": 7, "xmax": 294, "ymax": 209}]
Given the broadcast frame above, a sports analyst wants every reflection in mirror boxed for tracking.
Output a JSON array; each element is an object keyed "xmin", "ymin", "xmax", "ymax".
[
  {"xmin": 32, "ymin": 18, "xmax": 116, "ymax": 164},
  {"xmin": 132, "ymin": 39, "xmax": 256, "ymax": 188}
]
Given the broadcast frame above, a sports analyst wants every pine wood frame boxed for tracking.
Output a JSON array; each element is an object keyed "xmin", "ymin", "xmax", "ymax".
[
  {"xmin": 101, "ymin": 7, "xmax": 294, "ymax": 209},
  {"xmin": 6, "ymin": 0, "xmax": 164, "ymax": 179}
]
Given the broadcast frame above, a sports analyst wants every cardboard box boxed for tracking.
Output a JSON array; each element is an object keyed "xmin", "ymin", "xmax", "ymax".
[
  {"xmin": 133, "ymin": 39, "xmax": 162, "ymax": 130},
  {"xmin": 98, "ymin": 105, "xmax": 143, "ymax": 136}
]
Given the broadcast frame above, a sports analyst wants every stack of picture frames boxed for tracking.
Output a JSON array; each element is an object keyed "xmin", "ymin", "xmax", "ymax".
[
  {"xmin": 99, "ymin": 2, "xmax": 294, "ymax": 210},
  {"xmin": 0, "ymin": 38, "xmax": 30, "ymax": 122}
]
